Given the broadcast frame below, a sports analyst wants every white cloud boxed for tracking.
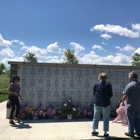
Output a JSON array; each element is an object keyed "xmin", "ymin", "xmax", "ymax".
[
  {"xmin": 1, "ymin": 57, "xmax": 24, "ymax": 65},
  {"xmin": 0, "ymin": 34, "xmax": 12, "ymax": 47},
  {"xmin": 45, "ymin": 55, "xmax": 63, "ymax": 63},
  {"xmin": 12, "ymin": 39, "xmax": 25, "ymax": 46},
  {"xmin": 132, "ymin": 23, "xmax": 140, "ymax": 32},
  {"xmin": 47, "ymin": 42, "xmax": 62, "ymax": 53},
  {"xmin": 100, "ymin": 33, "xmax": 112, "ymax": 40},
  {"xmin": 19, "ymin": 42, "xmax": 25, "ymax": 46},
  {"xmin": 115, "ymin": 44, "xmax": 135, "ymax": 52},
  {"xmin": 79, "ymin": 51, "xmax": 131, "ymax": 65},
  {"xmin": 12, "ymin": 39, "xmax": 20, "ymax": 43},
  {"xmin": 0, "ymin": 47, "xmax": 14, "ymax": 57},
  {"xmin": 134, "ymin": 47, "xmax": 140, "ymax": 54},
  {"xmin": 92, "ymin": 45, "xmax": 104, "ymax": 51},
  {"xmin": 90, "ymin": 24, "xmax": 140, "ymax": 38},
  {"xmin": 102, "ymin": 42, "xmax": 108, "ymax": 45},
  {"xmin": 21, "ymin": 45, "xmax": 47, "ymax": 58},
  {"xmin": 69, "ymin": 42, "xmax": 85, "ymax": 53}
]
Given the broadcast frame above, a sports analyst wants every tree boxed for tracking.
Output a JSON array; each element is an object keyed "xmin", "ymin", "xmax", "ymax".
[
  {"xmin": 63, "ymin": 49, "xmax": 79, "ymax": 64},
  {"xmin": 5, "ymin": 67, "xmax": 10, "ymax": 77},
  {"xmin": 0, "ymin": 63, "xmax": 6, "ymax": 75},
  {"xmin": 131, "ymin": 53, "xmax": 140, "ymax": 66},
  {"xmin": 24, "ymin": 52, "xmax": 37, "ymax": 62}
]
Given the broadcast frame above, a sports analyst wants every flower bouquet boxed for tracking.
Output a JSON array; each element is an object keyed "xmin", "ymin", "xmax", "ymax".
[{"xmin": 60, "ymin": 99, "xmax": 77, "ymax": 119}]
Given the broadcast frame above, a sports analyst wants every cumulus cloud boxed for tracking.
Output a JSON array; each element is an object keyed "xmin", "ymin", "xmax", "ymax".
[
  {"xmin": 19, "ymin": 42, "xmax": 25, "ymax": 46},
  {"xmin": 90, "ymin": 24, "xmax": 140, "ymax": 38},
  {"xmin": 0, "ymin": 47, "xmax": 14, "ymax": 57},
  {"xmin": 12, "ymin": 39, "xmax": 20, "ymax": 43},
  {"xmin": 47, "ymin": 42, "xmax": 62, "ymax": 53},
  {"xmin": 132, "ymin": 23, "xmax": 140, "ymax": 32},
  {"xmin": 0, "ymin": 34, "xmax": 12, "ymax": 47},
  {"xmin": 100, "ymin": 33, "xmax": 112, "ymax": 40},
  {"xmin": 44, "ymin": 55, "xmax": 63, "ymax": 63},
  {"xmin": 21, "ymin": 45, "xmax": 47, "ymax": 58},
  {"xmin": 133, "ymin": 47, "xmax": 140, "ymax": 54},
  {"xmin": 1, "ymin": 57, "xmax": 24, "ymax": 64},
  {"xmin": 11, "ymin": 39, "xmax": 25, "ymax": 46},
  {"xmin": 79, "ymin": 51, "xmax": 131, "ymax": 65},
  {"xmin": 115, "ymin": 44, "xmax": 135, "ymax": 52},
  {"xmin": 69, "ymin": 42, "xmax": 85, "ymax": 53},
  {"xmin": 92, "ymin": 45, "xmax": 104, "ymax": 51}
]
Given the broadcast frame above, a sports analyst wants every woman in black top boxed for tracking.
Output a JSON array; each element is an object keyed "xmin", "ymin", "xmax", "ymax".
[
  {"xmin": 92, "ymin": 73, "xmax": 113, "ymax": 137},
  {"xmin": 8, "ymin": 76, "xmax": 23, "ymax": 124}
]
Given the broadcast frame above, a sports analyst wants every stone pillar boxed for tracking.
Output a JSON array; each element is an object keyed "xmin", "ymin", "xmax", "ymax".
[{"xmin": 9, "ymin": 64, "xmax": 18, "ymax": 83}]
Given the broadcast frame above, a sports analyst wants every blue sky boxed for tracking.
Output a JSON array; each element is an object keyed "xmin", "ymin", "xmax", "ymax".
[{"xmin": 0, "ymin": 0, "xmax": 140, "ymax": 66}]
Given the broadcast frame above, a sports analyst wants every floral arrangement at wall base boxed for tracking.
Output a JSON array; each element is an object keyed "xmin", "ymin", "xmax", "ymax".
[{"xmin": 19, "ymin": 100, "xmax": 116, "ymax": 120}]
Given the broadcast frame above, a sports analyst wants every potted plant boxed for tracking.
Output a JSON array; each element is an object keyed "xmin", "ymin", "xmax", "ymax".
[{"xmin": 60, "ymin": 99, "xmax": 75, "ymax": 119}]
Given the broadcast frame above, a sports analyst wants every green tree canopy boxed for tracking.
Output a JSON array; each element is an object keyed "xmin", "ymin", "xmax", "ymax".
[
  {"xmin": 0, "ymin": 63, "xmax": 6, "ymax": 75},
  {"xmin": 63, "ymin": 49, "xmax": 79, "ymax": 64},
  {"xmin": 131, "ymin": 53, "xmax": 140, "ymax": 66},
  {"xmin": 24, "ymin": 52, "xmax": 37, "ymax": 63}
]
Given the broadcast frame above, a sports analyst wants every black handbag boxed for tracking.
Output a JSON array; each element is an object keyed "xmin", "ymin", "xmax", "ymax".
[{"xmin": 6, "ymin": 100, "xmax": 11, "ymax": 109}]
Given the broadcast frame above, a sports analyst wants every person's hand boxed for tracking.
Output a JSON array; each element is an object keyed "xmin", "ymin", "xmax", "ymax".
[
  {"xmin": 20, "ymin": 96, "xmax": 23, "ymax": 100},
  {"xmin": 14, "ymin": 92, "xmax": 19, "ymax": 96}
]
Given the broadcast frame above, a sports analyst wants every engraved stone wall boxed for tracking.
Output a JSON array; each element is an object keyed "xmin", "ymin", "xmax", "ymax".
[{"xmin": 8, "ymin": 62, "xmax": 140, "ymax": 109}]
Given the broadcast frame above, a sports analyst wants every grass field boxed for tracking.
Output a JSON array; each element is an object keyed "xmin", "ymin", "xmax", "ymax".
[{"xmin": 0, "ymin": 74, "xmax": 9, "ymax": 103}]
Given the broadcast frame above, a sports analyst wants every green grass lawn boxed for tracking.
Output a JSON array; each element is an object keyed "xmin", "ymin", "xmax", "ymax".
[{"xmin": 0, "ymin": 74, "xmax": 9, "ymax": 103}]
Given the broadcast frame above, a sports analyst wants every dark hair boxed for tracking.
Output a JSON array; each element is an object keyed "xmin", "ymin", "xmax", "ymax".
[
  {"xmin": 12, "ymin": 76, "xmax": 20, "ymax": 83},
  {"xmin": 118, "ymin": 96, "xmax": 123, "ymax": 103}
]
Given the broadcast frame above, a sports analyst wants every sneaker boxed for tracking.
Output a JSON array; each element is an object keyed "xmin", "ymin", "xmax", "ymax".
[
  {"xmin": 14, "ymin": 118, "xmax": 21, "ymax": 123},
  {"xmin": 104, "ymin": 133, "xmax": 109, "ymax": 137},
  {"xmin": 91, "ymin": 131, "xmax": 99, "ymax": 136},
  {"xmin": 9, "ymin": 120, "xmax": 15, "ymax": 125},
  {"xmin": 134, "ymin": 132, "xmax": 140, "ymax": 137},
  {"xmin": 125, "ymin": 132, "xmax": 134, "ymax": 137}
]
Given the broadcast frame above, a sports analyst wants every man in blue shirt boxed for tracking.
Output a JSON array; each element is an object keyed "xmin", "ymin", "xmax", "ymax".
[{"xmin": 122, "ymin": 71, "xmax": 140, "ymax": 137}]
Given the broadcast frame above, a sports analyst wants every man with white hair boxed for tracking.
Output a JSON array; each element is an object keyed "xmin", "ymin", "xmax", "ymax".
[{"xmin": 122, "ymin": 71, "xmax": 140, "ymax": 137}]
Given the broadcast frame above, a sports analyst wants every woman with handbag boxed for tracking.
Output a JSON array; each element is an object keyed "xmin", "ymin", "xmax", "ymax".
[{"xmin": 8, "ymin": 76, "xmax": 23, "ymax": 124}]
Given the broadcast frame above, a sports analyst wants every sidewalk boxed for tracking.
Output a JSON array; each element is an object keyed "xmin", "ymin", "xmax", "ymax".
[{"xmin": 0, "ymin": 101, "xmax": 131, "ymax": 140}]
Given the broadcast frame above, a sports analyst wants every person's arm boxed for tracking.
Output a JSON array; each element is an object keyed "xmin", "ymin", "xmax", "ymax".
[
  {"xmin": 7, "ymin": 85, "xmax": 19, "ymax": 96},
  {"xmin": 18, "ymin": 85, "xmax": 23, "ymax": 100},
  {"xmin": 109, "ymin": 84, "xmax": 113, "ymax": 98},
  {"xmin": 93, "ymin": 85, "xmax": 96, "ymax": 95},
  {"xmin": 122, "ymin": 94, "xmax": 127, "ymax": 106}
]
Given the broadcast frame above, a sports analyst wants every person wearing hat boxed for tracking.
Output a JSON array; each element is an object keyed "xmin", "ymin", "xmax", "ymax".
[
  {"xmin": 122, "ymin": 71, "xmax": 140, "ymax": 137},
  {"xmin": 92, "ymin": 73, "xmax": 113, "ymax": 137},
  {"xmin": 8, "ymin": 76, "xmax": 23, "ymax": 124}
]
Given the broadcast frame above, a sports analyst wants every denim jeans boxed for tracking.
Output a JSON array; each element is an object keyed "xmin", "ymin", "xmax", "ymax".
[
  {"xmin": 93, "ymin": 104, "xmax": 110, "ymax": 132},
  {"xmin": 127, "ymin": 107, "xmax": 140, "ymax": 135}
]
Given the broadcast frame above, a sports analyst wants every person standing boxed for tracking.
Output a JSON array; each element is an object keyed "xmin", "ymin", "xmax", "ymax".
[
  {"xmin": 122, "ymin": 71, "xmax": 140, "ymax": 137},
  {"xmin": 8, "ymin": 76, "xmax": 23, "ymax": 124},
  {"xmin": 92, "ymin": 73, "xmax": 113, "ymax": 137}
]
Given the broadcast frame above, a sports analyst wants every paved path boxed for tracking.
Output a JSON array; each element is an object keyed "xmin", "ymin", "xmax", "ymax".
[{"xmin": 0, "ymin": 101, "xmax": 135, "ymax": 140}]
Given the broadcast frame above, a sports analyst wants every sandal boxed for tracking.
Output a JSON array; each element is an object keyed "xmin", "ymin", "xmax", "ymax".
[
  {"xmin": 9, "ymin": 120, "xmax": 15, "ymax": 125},
  {"xmin": 14, "ymin": 118, "xmax": 21, "ymax": 123}
]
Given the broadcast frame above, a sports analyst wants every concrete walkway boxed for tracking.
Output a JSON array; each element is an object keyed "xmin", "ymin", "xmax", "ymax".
[{"xmin": 0, "ymin": 101, "xmax": 135, "ymax": 140}]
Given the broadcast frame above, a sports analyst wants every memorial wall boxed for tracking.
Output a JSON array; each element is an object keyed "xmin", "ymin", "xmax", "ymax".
[{"xmin": 8, "ymin": 61, "xmax": 140, "ymax": 109}]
